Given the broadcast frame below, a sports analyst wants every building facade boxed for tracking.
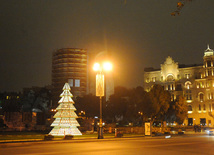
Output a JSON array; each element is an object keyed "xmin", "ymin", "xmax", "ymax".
[
  {"xmin": 52, "ymin": 48, "xmax": 87, "ymax": 107},
  {"xmin": 144, "ymin": 46, "xmax": 214, "ymax": 127}
]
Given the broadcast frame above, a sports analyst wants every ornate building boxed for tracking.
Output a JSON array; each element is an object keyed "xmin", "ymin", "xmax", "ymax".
[{"xmin": 144, "ymin": 46, "xmax": 214, "ymax": 126}]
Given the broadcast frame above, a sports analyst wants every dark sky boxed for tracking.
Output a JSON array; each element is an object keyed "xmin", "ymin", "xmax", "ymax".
[{"xmin": 1, "ymin": 0, "xmax": 214, "ymax": 92}]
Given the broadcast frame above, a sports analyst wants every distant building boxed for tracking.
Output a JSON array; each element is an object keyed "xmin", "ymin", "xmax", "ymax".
[
  {"xmin": 144, "ymin": 45, "xmax": 214, "ymax": 127},
  {"xmin": 0, "ymin": 89, "xmax": 51, "ymax": 131},
  {"xmin": 52, "ymin": 48, "xmax": 87, "ymax": 107},
  {"xmin": 0, "ymin": 92, "xmax": 21, "ymax": 115}
]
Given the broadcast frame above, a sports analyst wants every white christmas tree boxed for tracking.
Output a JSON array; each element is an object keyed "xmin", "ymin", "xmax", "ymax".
[{"xmin": 49, "ymin": 83, "xmax": 82, "ymax": 136}]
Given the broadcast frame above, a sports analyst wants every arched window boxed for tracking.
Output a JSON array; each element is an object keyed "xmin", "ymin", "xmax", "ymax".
[
  {"xmin": 199, "ymin": 93, "xmax": 204, "ymax": 102},
  {"xmin": 203, "ymin": 104, "xmax": 206, "ymax": 111},
  {"xmin": 167, "ymin": 75, "xmax": 174, "ymax": 81},
  {"xmin": 185, "ymin": 81, "xmax": 192, "ymax": 89}
]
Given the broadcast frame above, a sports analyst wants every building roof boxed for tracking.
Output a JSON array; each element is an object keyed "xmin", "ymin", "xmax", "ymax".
[
  {"xmin": 144, "ymin": 67, "xmax": 160, "ymax": 72},
  {"xmin": 178, "ymin": 64, "xmax": 202, "ymax": 68},
  {"xmin": 144, "ymin": 63, "xmax": 202, "ymax": 72}
]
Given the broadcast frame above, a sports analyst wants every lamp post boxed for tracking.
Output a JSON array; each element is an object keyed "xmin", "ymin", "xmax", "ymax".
[{"xmin": 93, "ymin": 62, "xmax": 112, "ymax": 139}]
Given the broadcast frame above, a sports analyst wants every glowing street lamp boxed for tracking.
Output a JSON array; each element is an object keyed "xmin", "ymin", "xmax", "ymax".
[{"xmin": 93, "ymin": 62, "xmax": 112, "ymax": 139}]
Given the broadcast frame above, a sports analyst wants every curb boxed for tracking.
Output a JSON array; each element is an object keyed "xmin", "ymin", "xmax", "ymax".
[
  {"xmin": 0, "ymin": 136, "xmax": 147, "ymax": 148},
  {"xmin": 0, "ymin": 133, "xmax": 208, "ymax": 147}
]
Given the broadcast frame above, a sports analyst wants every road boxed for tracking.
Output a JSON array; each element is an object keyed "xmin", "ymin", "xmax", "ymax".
[{"xmin": 0, "ymin": 135, "xmax": 214, "ymax": 155}]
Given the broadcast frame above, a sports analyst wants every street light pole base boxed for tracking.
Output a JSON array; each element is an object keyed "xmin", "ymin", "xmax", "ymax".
[{"xmin": 98, "ymin": 127, "xmax": 104, "ymax": 139}]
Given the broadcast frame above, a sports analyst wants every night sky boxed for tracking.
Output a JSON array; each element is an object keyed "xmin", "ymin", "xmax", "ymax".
[{"xmin": 1, "ymin": 0, "xmax": 214, "ymax": 92}]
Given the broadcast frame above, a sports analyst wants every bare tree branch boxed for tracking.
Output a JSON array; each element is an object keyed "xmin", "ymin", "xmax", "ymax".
[{"xmin": 171, "ymin": 0, "xmax": 193, "ymax": 16}]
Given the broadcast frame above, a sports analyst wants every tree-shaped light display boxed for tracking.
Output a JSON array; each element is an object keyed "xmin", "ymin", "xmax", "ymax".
[{"xmin": 49, "ymin": 83, "xmax": 82, "ymax": 136}]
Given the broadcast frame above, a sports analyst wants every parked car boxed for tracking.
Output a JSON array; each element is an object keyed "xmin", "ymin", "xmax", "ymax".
[{"xmin": 207, "ymin": 128, "xmax": 214, "ymax": 136}]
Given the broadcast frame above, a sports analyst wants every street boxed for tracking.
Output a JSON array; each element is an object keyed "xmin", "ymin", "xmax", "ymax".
[{"xmin": 0, "ymin": 135, "xmax": 214, "ymax": 155}]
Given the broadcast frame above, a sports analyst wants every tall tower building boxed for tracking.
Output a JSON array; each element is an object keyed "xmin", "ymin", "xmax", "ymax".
[
  {"xmin": 203, "ymin": 45, "xmax": 214, "ymax": 77},
  {"xmin": 52, "ymin": 48, "xmax": 87, "ymax": 107}
]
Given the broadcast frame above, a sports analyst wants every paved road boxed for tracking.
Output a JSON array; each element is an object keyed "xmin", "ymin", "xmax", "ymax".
[{"xmin": 0, "ymin": 135, "xmax": 214, "ymax": 155}]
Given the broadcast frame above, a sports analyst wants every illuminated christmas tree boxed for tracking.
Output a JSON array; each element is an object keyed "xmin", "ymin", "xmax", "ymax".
[{"xmin": 49, "ymin": 83, "xmax": 82, "ymax": 136}]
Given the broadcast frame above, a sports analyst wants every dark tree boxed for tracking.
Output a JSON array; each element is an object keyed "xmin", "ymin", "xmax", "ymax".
[
  {"xmin": 174, "ymin": 96, "xmax": 188, "ymax": 124},
  {"xmin": 165, "ymin": 96, "xmax": 188, "ymax": 124},
  {"xmin": 75, "ymin": 94, "xmax": 100, "ymax": 118},
  {"xmin": 105, "ymin": 86, "xmax": 130, "ymax": 125},
  {"xmin": 144, "ymin": 85, "xmax": 171, "ymax": 123}
]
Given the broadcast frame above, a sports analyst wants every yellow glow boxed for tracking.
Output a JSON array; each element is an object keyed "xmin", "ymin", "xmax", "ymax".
[
  {"xmin": 186, "ymin": 100, "xmax": 192, "ymax": 103},
  {"xmin": 188, "ymin": 111, "xmax": 193, "ymax": 114},
  {"xmin": 103, "ymin": 62, "xmax": 112, "ymax": 71},
  {"xmin": 93, "ymin": 63, "xmax": 100, "ymax": 71},
  {"xmin": 93, "ymin": 62, "xmax": 113, "ymax": 72}
]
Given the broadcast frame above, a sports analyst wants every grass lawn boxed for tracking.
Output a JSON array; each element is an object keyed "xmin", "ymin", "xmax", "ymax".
[{"xmin": 0, "ymin": 131, "xmax": 144, "ymax": 141}]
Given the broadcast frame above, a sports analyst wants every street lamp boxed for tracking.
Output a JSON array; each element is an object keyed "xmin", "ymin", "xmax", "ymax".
[{"xmin": 93, "ymin": 62, "xmax": 112, "ymax": 139}]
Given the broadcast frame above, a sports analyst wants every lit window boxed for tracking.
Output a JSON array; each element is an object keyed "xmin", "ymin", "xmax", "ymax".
[
  {"xmin": 187, "ymin": 84, "xmax": 189, "ymax": 89},
  {"xmin": 68, "ymin": 79, "xmax": 73, "ymax": 87},
  {"xmin": 196, "ymin": 83, "xmax": 199, "ymax": 88},
  {"xmin": 199, "ymin": 93, "xmax": 204, "ymax": 102},
  {"xmin": 75, "ymin": 79, "xmax": 80, "ymax": 87},
  {"xmin": 185, "ymin": 81, "xmax": 192, "ymax": 89},
  {"xmin": 207, "ymin": 81, "xmax": 211, "ymax": 87},
  {"xmin": 185, "ymin": 73, "xmax": 190, "ymax": 79},
  {"xmin": 201, "ymin": 82, "xmax": 204, "ymax": 88},
  {"xmin": 152, "ymin": 77, "xmax": 156, "ymax": 82}
]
